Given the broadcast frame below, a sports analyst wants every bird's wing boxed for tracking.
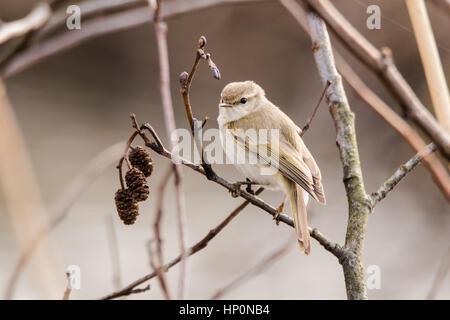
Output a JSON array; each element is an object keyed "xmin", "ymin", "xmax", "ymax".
[{"xmin": 229, "ymin": 129, "xmax": 325, "ymax": 203}]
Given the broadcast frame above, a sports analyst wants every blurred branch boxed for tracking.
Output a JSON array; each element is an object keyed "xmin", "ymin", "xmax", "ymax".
[
  {"xmin": 0, "ymin": 3, "xmax": 51, "ymax": 45},
  {"xmin": 147, "ymin": 240, "xmax": 169, "ymax": 299},
  {"xmin": 335, "ymin": 54, "xmax": 450, "ymax": 201},
  {"xmin": 151, "ymin": 0, "xmax": 189, "ymax": 300},
  {"xmin": 406, "ymin": 0, "xmax": 450, "ymax": 134},
  {"xmin": 150, "ymin": 166, "xmax": 173, "ymax": 300},
  {"xmin": 4, "ymin": 142, "xmax": 124, "ymax": 299},
  {"xmin": 106, "ymin": 214, "xmax": 123, "ymax": 291},
  {"xmin": 101, "ymin": 188, "xmax": 263, "ymax": 299},
  {"xmin": 0, "ymin": 78, "xmax": 63, "ymax": 299},
  {"xmin": 307, "ymin": 9, "xmax": 371, "ymax": 299},
  {"xmin": 371, "ymin": 143, "xmax": 437, "ymax": 207},
  {"xmin": 305, "ymin": 0, "xmax": 450, "ymax": 161},
  {"xmin": 0, "ymin": 0, "xmax": 269, "ymax": 77},
  {"xmin": 211, "ymin": 237, "xmax": 293, "ymax": 299},
  {"xmin": 426, "ymin": 246, "xmax": 450, "ymax": 300},
  {"xmin": 430, "ymin": 0, "xmax": 450, "ymax": 16}
]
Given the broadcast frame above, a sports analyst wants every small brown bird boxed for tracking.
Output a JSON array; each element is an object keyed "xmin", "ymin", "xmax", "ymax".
[{"xmin": 217, "ymin": 81, "xmax": 326, "ymax": 254}]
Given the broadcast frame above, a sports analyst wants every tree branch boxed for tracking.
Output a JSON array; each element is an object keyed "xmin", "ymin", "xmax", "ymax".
[
  {"xmin": 151, "ymin": 166, "xmax": 173, "ymax": 300},
  {"xmin": 371, "ymin": 143, "xmax": 437, "ymax": 207},
  {"xmin": 307, "ymin": 9, "xmax": 370, "ymax": 300},
  {"xmin": 406, "ymin": 0, "xmax": 450, "ymax": 134},
  {"xmin": 334, "ymin": 54, "xmax": 450, "ymax": 201},
  {"xmin": 0, "ymin": 3, "xmax": 51, "ymax": 45}
]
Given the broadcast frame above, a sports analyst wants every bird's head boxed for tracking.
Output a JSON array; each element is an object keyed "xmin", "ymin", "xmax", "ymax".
[{"xmin": 218, "ymin": 81, "xmax": 266, "ymax": 122}]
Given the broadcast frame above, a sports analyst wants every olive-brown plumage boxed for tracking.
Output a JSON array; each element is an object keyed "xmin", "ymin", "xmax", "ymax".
[{"xmin": 218, "ymin": 81, "xmax": 326, "ymax": 254}]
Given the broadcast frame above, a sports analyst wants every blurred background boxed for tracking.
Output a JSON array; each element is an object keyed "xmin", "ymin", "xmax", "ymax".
[{"xmin": 0, "ymin": 0, "xmax": 449, "ymax": 299}]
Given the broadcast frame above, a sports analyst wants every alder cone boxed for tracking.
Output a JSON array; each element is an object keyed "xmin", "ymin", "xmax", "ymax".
[
  {"xmin": 114, "ymin": 189, "xmax": 139, "ymax": 225},
  {"xmin": 129, "ymin": 146, "xmax": 153, "ymax": 177},
  {"xmin": 125, "ymin": 167, "xmax": 149, "ymax": 202}
]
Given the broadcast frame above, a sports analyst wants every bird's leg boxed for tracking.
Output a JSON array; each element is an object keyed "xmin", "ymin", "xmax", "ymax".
[
  {"xmin": 232, "ymin": 178, "xmax": 258, "ymax": 197},
  {"xmin": 273, "ymin": 195, "xmax": 287, "ymax": 226},
  {"xmin": 245, "ymin": 178, "xmax": 256, "ymax": 194}
]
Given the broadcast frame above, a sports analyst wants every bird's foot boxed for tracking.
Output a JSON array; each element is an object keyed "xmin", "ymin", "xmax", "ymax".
[
  {"xmin": 273, "ymin": 202, "xmax": 284, "ymax": 226},
  {"xmin": 232, "ymin": 178, "xmax": 258, "ymax": 197}
]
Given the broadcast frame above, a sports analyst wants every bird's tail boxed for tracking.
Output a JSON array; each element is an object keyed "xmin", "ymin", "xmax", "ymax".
[{"xmin": 290, "ymin": 184, "xmax": 311, "ymax": 255}]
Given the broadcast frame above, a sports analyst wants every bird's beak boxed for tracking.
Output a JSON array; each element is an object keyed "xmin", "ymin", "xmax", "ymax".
[{"xmin": 219, "ymin": 103, "xmax": 233, "ymax": 108}]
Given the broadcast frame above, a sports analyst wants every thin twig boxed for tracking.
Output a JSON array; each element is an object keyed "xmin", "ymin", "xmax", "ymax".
[
  {"xmin": 300, "ymin": 80, "xmax": 330, "ymax": 136},
  {"xmin": 371, "ymin": 143, "xmax": 437, "ymax": 207},
  {"xmin": 151, "ymin": 166, "xmax": 173, "ymax": 300},
  {"xmin": 179, "ymin": 36, "xmax": 221, "ymax": 180},
  {"xmin": 211, "ymin": 237, "xmax": 294, "ymax": 299},
  {"xmin": 151, "ymin": 0, "xmax": 189, "ymax": 300}
]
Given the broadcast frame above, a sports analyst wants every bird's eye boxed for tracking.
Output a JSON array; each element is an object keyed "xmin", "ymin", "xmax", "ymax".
[{"xmin": 240, "ymin": 97, "xmax": 247, "ymax": 104}]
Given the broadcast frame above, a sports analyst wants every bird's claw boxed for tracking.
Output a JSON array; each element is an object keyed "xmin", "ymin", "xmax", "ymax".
[
  {"xmin": 232, "ymin": 178, "xmax": 257, "ymax": 197},
  {"xmin": 230, "ymin": 185, "xmax": 240, "ymax": 198},
  {"xmin": 273, "ymin": 202, "xmax": 284, "ymax": 226}
]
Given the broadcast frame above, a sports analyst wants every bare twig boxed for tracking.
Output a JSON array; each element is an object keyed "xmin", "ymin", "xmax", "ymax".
[
  {"xmin": 151, "ymin": 0, "xmax": 189, "ymax": 300},
  {"xmin": 300, "ymin": 80, "xmax": 330, "ymax": 136},
  {"xmin": 211, "ymin": 237, "xmax": 294, "ymax": 299},
  {"xmin": 305, "ymin": 0, "xmax": 450, "ymax": 160},
  {"xmin": 406, "ymin": 0, "xmax": 450, "ymax": 134},
  {"xmin": 0, "ymin": 3, "xmax": 51, "ymax": 44},
  {"xmin": 371, "ymin": 143, "xmax": 437, "ymax": 207},
  {"xmin": 426, "ymin": 246, "xmax": 450, "ymax": 300},
  {"xmin": 308, "ymin": 10, "xmax": 371, "ymax": 299},
  {"xmin": 4, "ymin": 142, "xmax": 124, "ymax": 299},
  {"xmin": 179, "ymin": 36, "xmax": 221, "ymax": 179}
]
